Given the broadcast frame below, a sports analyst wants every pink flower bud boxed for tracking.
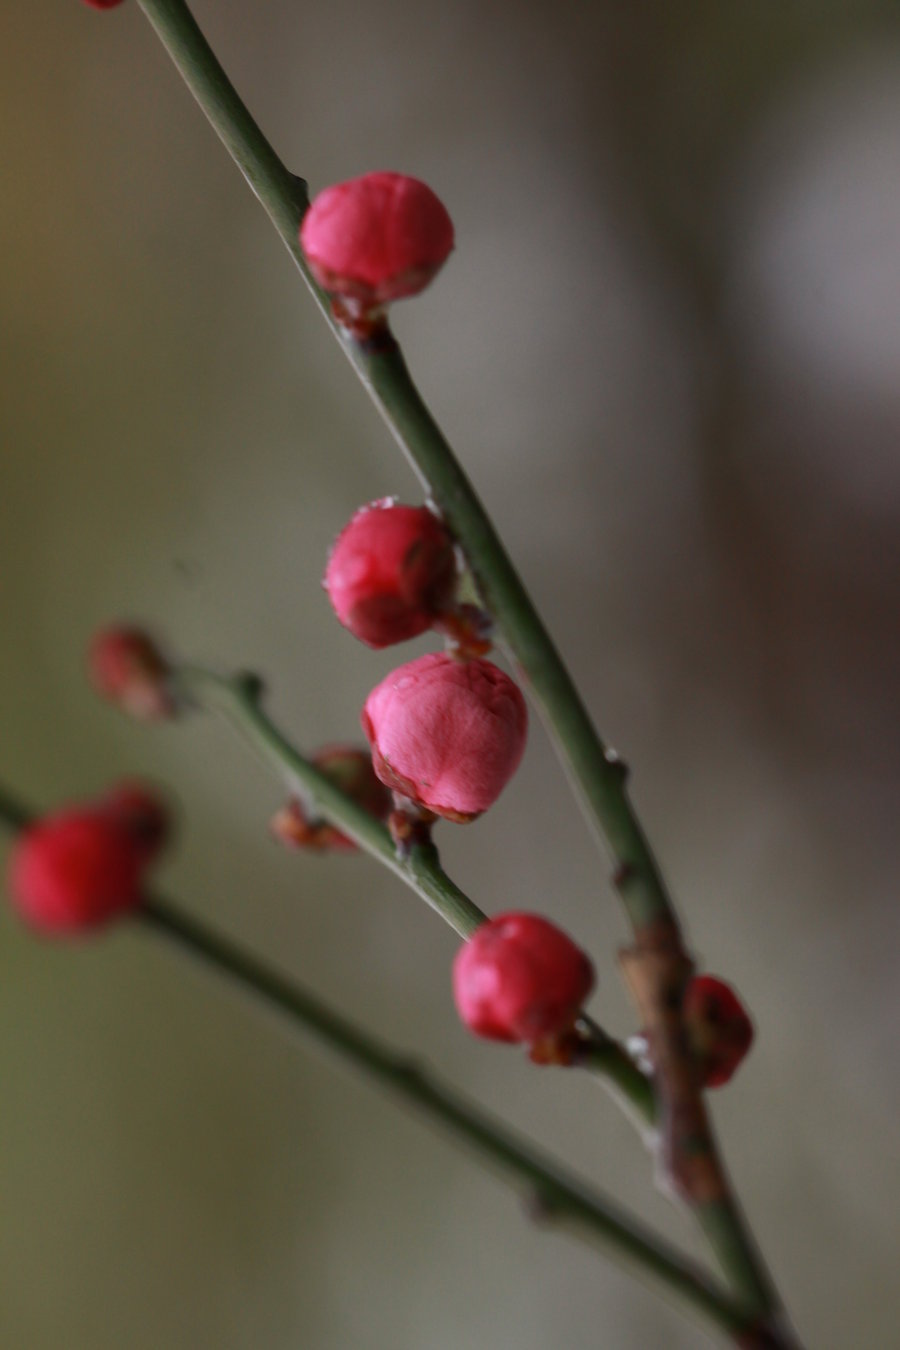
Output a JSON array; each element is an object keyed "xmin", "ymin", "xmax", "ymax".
[
  {"xmin": 300, "ymin": 172, "xmax": 454, "ymax": 307},
  {"xmin": 325, "ymin": 500, "xmax": 457, "ymax": 648},
  {"xmin": 683, "ymin": 975, "xmax": 754, "ymax": 1088},
  {"xmin": 362, "ymin": 653, "xmax": 527, "ymax": 821},
  {"xmin": 270, "ymin": 746, "xmax": 391, "ymax": 853},
  {"xmin": 7, "ymin": 789, "xmax": 168, "ymax": 934},
  {"xmin": 88, "ymin": 626, "xmax": 173, "ymax": 720},
  {"xmin": 453, "ymin": 913, "xmax": 595, "ymax": 1044}
]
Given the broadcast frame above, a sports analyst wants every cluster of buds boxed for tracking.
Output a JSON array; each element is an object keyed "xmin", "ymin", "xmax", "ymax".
[
  {"xmin": 7, "ymin": 783, "xmax": 169, "ymax": 933},
  {"xmin": 302, "ymin": 168, "xmax": 760, "ymax": 1078},
  {"xmin": 305, "ymin": 170, "xmax": 587, "ymax": 1054},
  {"xmin": 47, "ymin": 167, "xmax": 757, "ymax": 1096},
  {"xmin": 305, "ymin": 173, "xmax": 528, "ymax": 823}
]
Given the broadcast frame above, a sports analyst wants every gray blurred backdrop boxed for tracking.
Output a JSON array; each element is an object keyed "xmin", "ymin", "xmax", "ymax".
[{"xmin": 2, "ymin": 3, "xmax": 900, "ymax": 1347}]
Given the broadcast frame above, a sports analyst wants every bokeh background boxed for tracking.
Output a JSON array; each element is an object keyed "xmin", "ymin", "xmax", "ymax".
[{"xmin": 2, "ymin": 2, "xmax": 900, "ymax": 1346}]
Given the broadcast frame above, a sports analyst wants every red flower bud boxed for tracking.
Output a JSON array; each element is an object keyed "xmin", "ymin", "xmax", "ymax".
[
  {"xmin": 7, "ymin": 789, "xmax": 168, "ymax": 934},
  {"xmin": 88, "ymin": 626, "xmax": 173, "ymax": 720},
  {"xmin": 362, "ymin": 653, "xmax": 527, "ymax": 821},
  {"xmin": 453, "ymin": 913, "xmax": 595, "ymax": 1044},
  {"xmin": 271, "ymin": 747, "xmax": 391, "ymax": 853},
  {"xmin": 683, "ymin": 975, "xmax": 754, "ymax": 1088},
  {"xmin": 83, "ymin": 1, "xmax": 126, "ymax": 8},
  {"xmin": 325, "ymin": 499, "xmax": 457, "ymax": 648},
  {"xmin": 300, "ymin": 172, "xmax": 454, "ymax": 307}
]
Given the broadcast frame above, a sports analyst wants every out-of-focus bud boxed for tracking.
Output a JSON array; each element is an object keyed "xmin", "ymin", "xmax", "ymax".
[
  {"xmin": 88, "ymin": 626, "xmax": 173, "ymax": 720},
  {"xmin": 683, "ymin": 974, "xmax": 754, "ymax": 1088},
  {"xmin": 7, "ymin": 787, "xmax": 169, "ymax": 935}
]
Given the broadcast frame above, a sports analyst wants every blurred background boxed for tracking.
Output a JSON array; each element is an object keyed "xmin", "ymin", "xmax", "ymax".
[{"xmin": 2, "ymin": 2, "xmax": 900, "ymax": 1346}]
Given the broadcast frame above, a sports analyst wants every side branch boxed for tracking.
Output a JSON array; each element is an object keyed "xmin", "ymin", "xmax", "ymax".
[
  {"xmin": 139, "ymin": 895, "xmax": 770, "ymax": 1348},
  {"xmin": 168, "ymin": 668, "xmax": 653, "ymax": 1124},
  {"xmin": 135, "ymin": 0, "xmax": 677, "ymax": 937},
  {"xmin": 0, "ymin": 785, "xmax": 771, "ymax": 1345}
]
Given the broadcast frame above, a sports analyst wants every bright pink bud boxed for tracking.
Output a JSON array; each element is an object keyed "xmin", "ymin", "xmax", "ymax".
[
  {"xmin": 270, "ymin": 746, "xmax": 391, "ymax": 853},
  {"xmin": 362, "ymin": 653, "xmax": 527, "ymax": 821},
  {"xmin": 300, "ymin": 172, "xmax": 454, "ymax": 306},
  {"xmin": 453, "ymin": 913, "xmax": 595, "ymax": 1044},
  {"xmin": 325, "ymin": 500, "xmax": 457, "ymax": 648},
  {"xmin": 88, "ymin": 626, "xmax": 173, "ymax": 720},
  {"xmin": 683, "ymin": 975, "xmax": 754, "ymax": 1088},
  {"xmin": 6, "ymin": 792, "xmax": 167, "ymax": 934}
]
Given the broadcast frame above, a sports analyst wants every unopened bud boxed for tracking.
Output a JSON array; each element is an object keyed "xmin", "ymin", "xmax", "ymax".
[
  {"xmin": 453, "ymin": 913, "xmax": 595, "ymax": 1045},
  {"xmin": 362, "ymin": 653, "xmax": 527, "ymax": 822},
  {"xmin": 271, "ymin": 747, "xmax": 390, "ymax": 853},
  {"xmin": 7, "ymin": 786, "xmax": 169, "ymax": 934},
  {"xmin": 88, "ymin": 626, "xmax": 173, "ymax": 720},
  {"xmin": 300, "ymin": 172, "xmax": 454, "ymax": 325},
  {"xmin": 683, "ymin": 974, "xmax": 754, "ymax": 1088},
  {"xmin": 325, "ymin": 499, "xmax": 457, "ymax": 649}
]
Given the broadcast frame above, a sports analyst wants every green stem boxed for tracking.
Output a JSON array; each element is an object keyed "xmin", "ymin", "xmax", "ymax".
[
  {"xmin": 132, "ymin": 0, "xmax": 782, "ymax": 1324},
  {"xmin": 136, "ymin": 0, "xmax": 310, "ymax": 264},
  {"xmin": 171, "ymin": 669, "xmax": 654, "ymax": 1126},
  {"xmin": 139, "ymin": 896, "xmax": 768, "ymax": 1346},
  {"xmin": 576, "ymin": 1026, "xmax": 656, "ymax": 1129},
  {"xmin": 135, "ymin": 0, "xmax": 673, "ymax": 936},
  {"xmin": 348, "ymin": 339, "xmax": 671, "ymax": 933},
  {"xmin": 177, "ymin": 666, "xmax": 483, "ymax": 940},
  {"xmin": 0, "ymin": 787, "xmax": 776, "ymax": 1346}
]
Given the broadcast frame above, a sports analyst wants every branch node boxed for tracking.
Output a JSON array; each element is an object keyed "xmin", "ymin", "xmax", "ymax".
[{"xmin": 233, "ymin": 670, "xmax": 266, "ymax": 703}]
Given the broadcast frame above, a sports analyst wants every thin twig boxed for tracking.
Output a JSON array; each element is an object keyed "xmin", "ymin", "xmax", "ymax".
[
  {"xmin": 139, "ymin": 895, "xmax": 770, "ymax": 1347},
  {"xmin": 169, "ymin": 668, "xmax": 654, "ymax": 1127},
  {"xmin": 176, "ymin": 667, "xmax": 485, "ymax": 940},
  {"xmin": 130, "ymin": 0, "xmax": 784, "ymax": 1321},
  {"xmin": 134, "ymin": 0, "xmax": 675, "ymax": 937},
  {"xmin": 0, "ymin": 781, "xmax": 776, "ymax": 1345}
]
